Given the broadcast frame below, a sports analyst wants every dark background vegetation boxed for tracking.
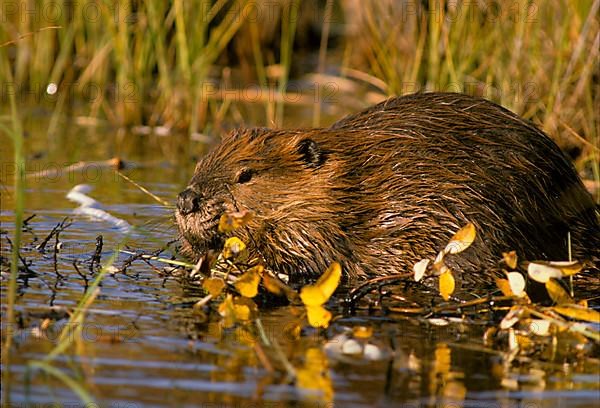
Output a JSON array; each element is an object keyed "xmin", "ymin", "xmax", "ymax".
[{"xmin": 2, "ymin": 0, "xmax": 598, "ymax": 175}]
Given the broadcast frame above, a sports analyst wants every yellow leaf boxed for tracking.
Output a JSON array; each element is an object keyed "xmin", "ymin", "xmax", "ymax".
[
  {"xmin": 218, "ymin": 210, "xmax": 253, "ymax": 233},
  {"xmin": 545, "ymin": 278, "xmax": 574, "ymax": 305},
  {"xmin": 217, "ymin": 294, "xmax": 236, "ymax": 328},
  {"xmin": 506, "ymin": 272, "xmax": 526, "ymax": 297},
  {"xmin": 234, "ymin": 326, "xmax": 257, "ymax": 346},
  {"xmin": 442, "ymin": 381, "xmax": 467, "ymax": 403},
  {"xmin": 222, "ymin": 237, "xmax": 246, "ymax": 260},
  {"xmin": 553, "ymin": 305, "xmax": 600, "ymax": 323},
  {"xmin": 217, "ymin": 295, "xmax": 257, "ymax": 325},
  {"xmin": 413, "ymin": 258, "xmax": 429, "ymax": 282},
  {"xmin": 233, "ymin": 297, "xmax": 258, "ymax": 321},
  {"xmin": 433, "ymin": 343, "xmax": 451, "ymax": 374},
  {"xmin": 234, "ymin": 265, "xmax": 262, "ymax": 298},
  {"xmin": 495, "ymin": 278, "xmax": 513, "ymax": 296},
  {"xmin": 306, "ymin": 305, "xmax": 332, "ymax": 328},
  {"xmin": 300, "ymin": 262, "xmax": 341, "ymax": 307},
  {"xmin": 352, "ymin": 326, "xmax": 373, "ymax": 339},
  {"xmin": 439, "ymin": 270, "xmax": 455, "ymax": 301},
  {"xmin": 503, "ymin": 251, "xmax": 518, "ymax": 269},
  {"xmin": 444, "ymin": 223, "xmax": 476, "ymax": 254},
  {"xmin": 515, "ymin": 332, "xmax": 534, "ymax": 350},
  {"xmin": 203, "ymin": 277, "xmax": 226, "ymax": 297},
  {"xmin": 296, "ymin": 348, "xmax": 334, "ymax": 401}
]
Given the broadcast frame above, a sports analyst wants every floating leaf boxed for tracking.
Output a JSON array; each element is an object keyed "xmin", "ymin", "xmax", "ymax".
[
  {"xmin": 353, "ymin": 326, "xmax": 373, "ymax": 339},
  {"xmin": 545, "ymin": 278, "xmax": 574, "ymax": 305},
  {"xmin": 508, "ymin": 328, "xmax": 518, "ymax": 352},
  {"xmin": 527, "ymin": 262, "xmax": 563, "ymax": 283},
  {"xmin": 506, "ymin": 272, "xmax": 526, "ymax": 297},
  {"xmin": 234, "ymin": 265, "xmax": 262, "ymax": 298},
  {"xmin": 217, "ymin": 295, "xmax": 257, "ymax": 325},
  {"xmin": 341, "ymin": 339, "xmax": 363, "ymax": 355},
  {"xmin": 433, "ymin": 343, "xmax": 451, "ymax": 374},
  {"xmin": 444, "ymin": 223, "xmax": 476, "ymax": 254},
  {"xmin": 363, "ymin": 344, "xmax": 385, "ymax": 361},
  {"xmin": 300, "ymin": 262, "xmax": 342, "ymax": 307},
  {"xmin": 218, "ymin": 210, "xmax": 253, "ymax": 233},
  {"xmin": 500, "ymin": 306, "xmax": 523, "ymax": 329},
  {"xmin": 529, "ymin": 319, "xmax": 551, "ymax": 336},
  {"xmin": 413, "ymin": 258, "xmax": 429, "ymax": 282},
  {"xmin": 234, "ymin": 326, "xmax": 257, "ymax": 346},
  {"xmin": 428, "ymin": 318, "xmax": 450, "ymax": 326},
  {"xmin": 296, "ymin": 348, "xmax": 334, "ymax": 401},
  {"xmin": 233, "ymin": 297, "xmax": 258, "ymax": 321},
  {"xmin": 222, "ymin": 237, "xmax": 246, "ymax": 260},
  {"xmin": 217, "ymin": 294, "xmax": 236, "ymax": 328},
  {"xmin": 515, "ymin": 332, "xmax": 533, "ymax": 351},
  {"xmin": 203, "ymin": 277, "xmax": 226, "ymax": 297},
  {"xmin": 306, "ymin": 305, "xmax": 332, "ymax": 328},
  {"xmin": 442, "ymin": 381, "xmax": 467, "ymax": 403},
  {"xmin": 503, "ymin": 251, "xmax": 518, "ymax": 269},
  {"xmin": 439, "ymin": 270, "xmax": 455, "ymax": 301},
  {"xmin": 553, "ymin": 305, "xmax": 600, "ymax": 323}
]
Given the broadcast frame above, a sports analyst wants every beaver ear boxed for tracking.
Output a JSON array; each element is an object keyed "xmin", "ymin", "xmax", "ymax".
[{"xmin": 297, "ymin": 138, "xmax": 326, "ymax": 168}]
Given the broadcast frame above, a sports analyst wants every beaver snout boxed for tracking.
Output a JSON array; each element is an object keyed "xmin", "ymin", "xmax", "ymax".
[{"xmin": 177, "ymin": 188, "xmax": 202, "ymax": 215}]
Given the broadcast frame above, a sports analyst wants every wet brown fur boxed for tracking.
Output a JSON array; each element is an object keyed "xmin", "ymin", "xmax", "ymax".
[{"xmin": 176, "ymin": 92, "xmax": 599, "ymax": 286}]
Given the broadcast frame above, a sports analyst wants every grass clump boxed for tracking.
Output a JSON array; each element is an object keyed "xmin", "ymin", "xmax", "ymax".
[
  {"xmin": 2, "ymin": 1, "xmax": 596, "ymax": 163},
  {"xmin": 340, "ymin": 0, "xmax": 599, "ymax": 174}
]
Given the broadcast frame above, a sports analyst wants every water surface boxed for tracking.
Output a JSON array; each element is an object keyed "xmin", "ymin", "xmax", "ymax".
[{"xmin": 1, "ymin": 115, "xmax": 598, "ymax": 407}]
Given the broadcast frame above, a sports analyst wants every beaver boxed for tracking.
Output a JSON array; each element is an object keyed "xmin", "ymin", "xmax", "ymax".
[{"xmin": 176, "ymin": 92, "xmax": 599, "ymax": 288}]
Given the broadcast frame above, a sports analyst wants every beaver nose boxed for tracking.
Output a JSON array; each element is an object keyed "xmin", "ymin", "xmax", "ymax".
[{"xmin": 177, "ymin": 188, "xmax": 201, "ymax": 215}]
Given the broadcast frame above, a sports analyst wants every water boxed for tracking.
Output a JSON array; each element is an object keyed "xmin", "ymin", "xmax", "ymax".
[{"xmin": 1, "ymin": 116, "xmax": 598, "ymax": 407}]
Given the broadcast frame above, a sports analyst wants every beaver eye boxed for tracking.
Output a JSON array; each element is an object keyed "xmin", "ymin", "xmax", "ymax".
[{"xmin": 235, "ymin": 168, "xmax": 254, "ymax": 184}]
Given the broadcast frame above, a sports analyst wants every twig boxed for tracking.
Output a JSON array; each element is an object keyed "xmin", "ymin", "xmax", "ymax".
[
  {"xmin": 23, "ymin": 214, "xmax": 36, "ymax": 225},
  {"xmin": 4, "ymin": 235, "xmax": 35, "ymax": 275},
  {"xmin": 253, "ymin": 341, "xmax": 274, "ymax": 373},
  {"xmin": 72, "ymin": 261, "xmax": 88, "ymax": 292},
  {"xmin": 27, "ymin": 158, "xmax": 123, "ymax": 180},
  {"xmin": 119, "ymin": 249, "xmax": 194, "ymax": 268},
  {"xmin": 90, "ymin": 235, "xmax": 103, "ymax": 272},
  {"xmin": 36, "ymin": 218, "xmax": 71, "ymax": 252},
  {"xmin": 344, "ymin": 272, "xmax": 413, "ymax": 311},
  {"xmin": 52, "ymin": 231, "xmax": 62, "ymax": 279},
  {"xmin": 0, "ymin": 26, "xmax": 63, "ymax": 48},
  {"xmin": 116, "ymin": 171, "xmax": 172, "ymax": 207},
  {"xmin": 255, "ymin": 318, "xmax": 296, "ymax": 380}
]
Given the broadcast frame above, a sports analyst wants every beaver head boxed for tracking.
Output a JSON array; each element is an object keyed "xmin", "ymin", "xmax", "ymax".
[{"xmin": 175, "ymin": 127, "xmax": 361, "ymax": 280}]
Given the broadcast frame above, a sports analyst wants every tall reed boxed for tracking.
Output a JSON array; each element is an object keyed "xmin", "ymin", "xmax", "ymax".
[
  {"xmin": 0, "ymin": 45, "xmax": 26, "ymax": 407},
  {"xmin": 341, "ymin": 0, "xmax": 599, "ymax": 173}
]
